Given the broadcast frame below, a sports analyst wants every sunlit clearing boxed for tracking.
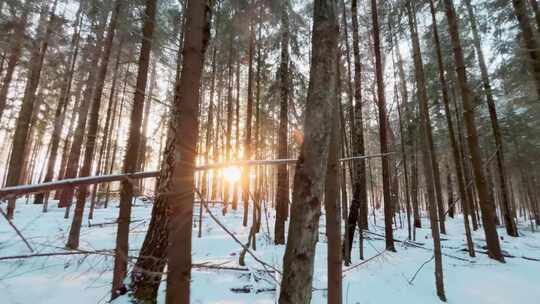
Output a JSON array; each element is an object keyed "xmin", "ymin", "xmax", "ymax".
[{"xmin": 223, "ymin": 167, "xmax": 241, "ymax": 183}]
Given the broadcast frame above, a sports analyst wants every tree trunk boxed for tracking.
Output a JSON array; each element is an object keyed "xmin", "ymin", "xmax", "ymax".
[
  {"xmin": 324, "ymin": 78, "xmax": 342, "ymax": 304},
  {"xmin": 464, "ymin": 0, "xmax": 518, "ymax": 237},
  {"xmin": 407, "ymin": 5, "xmax": 448, "ymax": 300},
  {"xmin": 5, "ymin": 2, "xmax": 56, "ymax": 218},
  {"xmin": 275, "ymin": 0, "xmax": 290, "ymax": 245},
  {"xmin": 278, "ymin": 0, "xmax": 338, "ymax": 302},
  {"xmin": 66, "ymin": 0, "xmax": 122, "ymax": 249},
  {"xmin": 111, "ymin": 0, "xmax": 156, "ymax": 299},
  {"xmin": 442, "ymin": 0, "xmax": 505, "ymax": 262},
  {"xmin": 371, "ymin": 0, "xmax": 395, "ymax": 252},
  {"xmin": 428, "ymin": 0, "xmax": 475, "ymax": 257},
  {"xmin": 165, "ymin": 0, "xmax": 212, "ymax": 302},
  {"xmin": 344, "ymin": 0, "xmax": 368, "ymax": 264},
  {"xmin": 34, "ymin": 4, "xmax": 83, "ymax": 205},
  {"xmin": 242, "ymin": 4, "xmax": 256, "ymax": 227},
  {"xmin": 59, "ymin": 15, "xmax": 108, "ymax": 209}
]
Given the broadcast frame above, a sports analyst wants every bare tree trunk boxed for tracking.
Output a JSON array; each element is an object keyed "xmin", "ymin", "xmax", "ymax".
[
  {"xmin": 278, "ymin": 0, "xmax": 338, "ymax": 302},
  {"xmin": 242, "ymin": 3, "xmax": 256, "ymax": 227},
  {"xmin": 324, "ymin": 78, "xmax": 342, "ymax": 304},
  {"xmin": 165, "ymin": 1, "xmax": 212, "ymax": 302},
  {"xmin": 5, "ymin": 2, "xmax": 57, "ymax": 218},
  {"xmin": 89, "ymin": 42, "xmax": 124, "ymax": 218},
  {"xmin": 66, "ymin": 0, "xmax": 122, "ymax": 249},
  {"xmin": 34, "ymin": 3, "xmax": 83, "ymax": 206},
  {"xmin": 442, "ymin": 0, "xmax": 505, "ymax": 262},
  {"xmin": 59, "ymin": 15, "xmax": 108, "ymax": 209},
  {"xmin": 344, "ymin": 0, "xmax": 368, "ymax": 264},
  {"xmin": 371, "ymin": 0, "xmax": 395, "ymax": 252},
  {"xmin": 275, "ymin": 0, "xmax": 290, "ymax": 245},
  {"xmin": 111, "ymin": 0, "xmax": 156, "ymax": 299},
  {"xmin": 201, "ymin": 44, "xmax": 217, "ymax": 201},
  {"xmin": 464, "ymin": 0, "xmax": 518, "ymax": 237},
  {"xmin": 406, "ymin": 3, "xmax": 446, "ymax": 299},
  {"xmin": 428, "ymin": 0, "xmax": 475, "ymax": 257},
  {"xmin": 224, "ymin": 31, "xmax": 234, "ymax": 212}
]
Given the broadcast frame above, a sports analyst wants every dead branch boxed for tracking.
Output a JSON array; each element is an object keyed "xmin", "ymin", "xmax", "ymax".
[
  {"xmin": 342, "ymin": 250, "xmax": 387, "ymax": 275},
  {"xmin": 408, "ymin": 255, "xmax": 434, "ymax": 285},
  {"xmin": 194, "ymin": 187, "xmax": 281, "ymax": 278},
  {"xmin": 0, "ymin": 207, "xmax": 34, "ymax": 253}
]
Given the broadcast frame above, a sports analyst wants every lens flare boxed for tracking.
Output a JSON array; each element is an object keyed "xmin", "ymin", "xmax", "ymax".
[{"xmin": 223, "ymin": 166, "xmax": 241, "ymax": 183}]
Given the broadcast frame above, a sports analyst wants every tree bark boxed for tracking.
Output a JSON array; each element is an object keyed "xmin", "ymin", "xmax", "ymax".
[
  {"xmin": 344, "ymin": 0, "xmax": 368, "ymax": 264},
  {"xmin": 165, "ymin": 0, "xmax": 212, "ymax": 302},
  {"xmin": 275, "ymin": 0, "xmax": 290, "ymax": 245},
  {"xmin": 324, "ymin": 81, "xmax": 342, "ymax": 304},
  {"xmin": 278, "ymin": 0, "xmax": 338, "ymax": 302}
]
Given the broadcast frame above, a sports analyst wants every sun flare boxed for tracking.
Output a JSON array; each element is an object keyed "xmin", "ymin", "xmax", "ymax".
[{"xmin": 223, "ymin": 166, "xmax": 242, "ymax": 183}]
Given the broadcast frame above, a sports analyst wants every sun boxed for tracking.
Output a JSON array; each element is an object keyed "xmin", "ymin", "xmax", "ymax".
[{"xmin": 223, "ymin": 166, "xmax": 242, "ymax": 183}]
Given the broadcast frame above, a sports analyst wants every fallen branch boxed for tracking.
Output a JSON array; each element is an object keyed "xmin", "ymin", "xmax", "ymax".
[
  {"xmin": 364, "ymin": 230, "xmax": 472, "ymax": 262},
  {"xmin": 408, "ymin": 255, "xmax": 434, "ymax": 285},
  {"xmin": 0, "ymin": 249, "xmax": 113, "ymax": 261},
  {"xmin": 0, "ymin": 153, "xmax": 398, "ymax": 200},
  {"xmin": 0, "ymin": 249, "xmax": 262, "ymax": 272},
  {"xmin": 88, "ymin": 219, "xmax": 144, "ymax": 228},
  {"xmin": 0, "ymin": 207, "xmax": 34, "ymax": 253},
  {"xmin": 194, "ymin": 187, "xmax": 281, "ymax": 278},
  {"xmin": 343, "ymin": 250, "xmax": 386, "ymax": 275}
]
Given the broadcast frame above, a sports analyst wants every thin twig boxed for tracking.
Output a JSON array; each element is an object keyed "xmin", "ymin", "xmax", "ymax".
[
  {"xmin": 408, "ymin": 255, "xmax": 434, "ymax": 285},
  {"xmin": 343, "ymin": 250, "xmax": 386, "ymax": 275},
  {"xmin": 194, "ymin": 187, "xmax": 282, "ymax": 277},
  {"xmin": 0, "ymin": 207, "xmax": 34, "ymax": 253}
]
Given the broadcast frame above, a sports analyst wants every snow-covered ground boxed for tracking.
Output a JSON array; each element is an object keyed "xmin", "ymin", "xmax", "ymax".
[{"xmin": 1, "ymin": 198, "xmax": 539, "ymax": 303}]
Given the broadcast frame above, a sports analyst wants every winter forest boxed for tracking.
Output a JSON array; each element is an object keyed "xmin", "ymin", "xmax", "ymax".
[{"xmin": 0, "ymin": 0, "xmax": 539, "ymax": 303}]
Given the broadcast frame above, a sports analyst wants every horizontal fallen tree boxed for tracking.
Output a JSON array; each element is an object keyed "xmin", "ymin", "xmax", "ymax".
[{"xmin": 0, "ymin": 153, "xmax": 396, "ymax": 200}]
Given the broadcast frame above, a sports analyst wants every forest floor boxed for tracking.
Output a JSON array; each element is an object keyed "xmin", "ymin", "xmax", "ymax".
[{"xmin": 1, "ymin": 198, "xmax": 540, "ymax": 304}]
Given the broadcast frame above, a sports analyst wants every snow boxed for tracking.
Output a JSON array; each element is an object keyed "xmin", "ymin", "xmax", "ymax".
[{"xmin": 1, "ymin": 198, "xmax": 539, "ymax": 303}]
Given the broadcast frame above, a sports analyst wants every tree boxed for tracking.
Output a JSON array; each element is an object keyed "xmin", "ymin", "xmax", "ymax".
[
  {"xmin": 464, "ymin": 0, "xmax": 518, "ymax": 237},
  {"xmin": 66, "ymin": 0, "xmax": 122, "ymax": 249},
  {"xmin": 164, "ymin": 0, "xmax": 213, "ymax": 302},
  {"xmin": 278, "ymin": 0, "xmax": 339, "ymax": 302},
  {"xmin": 406, "ymin": 1, "xmax": 446, "ymax": 300},
  {"xmin": 344, "ymin": 0, "xmax": 368, "ymax": 264},
  {"xmin": 371, "ymin": 0, "xmax": 395, "ymax": 252},
  {"xmin": 441, "ymin": 0, "xmax": 505, "ymax": 262},
  {"xmin": 428, "ymin": 0, "xmax": 475, "ymax": 257},
  {"xmin": 111, "ymin": 0, "xmax": 156, "ymax": 299},
  {"xmin": 275, "ymin": 0, "xmax": 290, "ymax": 245},
  {"xmin": 4, "ymin": 1, "xmax": 57, "ymax": 218},
  {"xmin": 34, "ymin": 0, "xmax": 83, "ymax": 206}
]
